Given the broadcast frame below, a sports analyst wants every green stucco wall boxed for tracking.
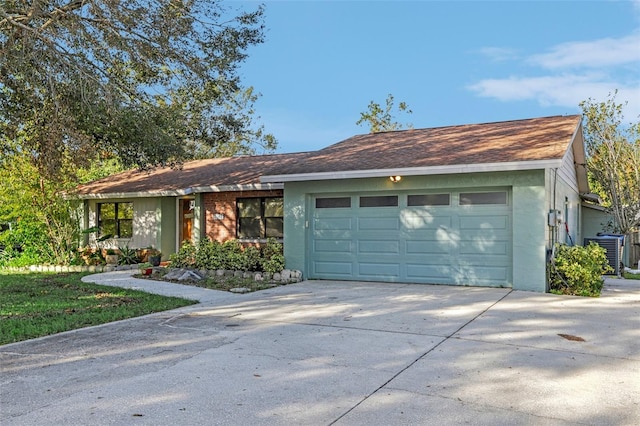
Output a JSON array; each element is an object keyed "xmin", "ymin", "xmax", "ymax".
[
  {"xmin": 160, "ymin": 197, "xmax": 177, "ymax": 259},
  {"xmin": 284, "ymin": 170, "xmax": 549, "ymax": 292}
]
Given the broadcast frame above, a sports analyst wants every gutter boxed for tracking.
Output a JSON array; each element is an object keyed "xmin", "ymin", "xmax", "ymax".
[{"xmin": 260, "ymin": 159, "xmax": 563, "ymax": 183}]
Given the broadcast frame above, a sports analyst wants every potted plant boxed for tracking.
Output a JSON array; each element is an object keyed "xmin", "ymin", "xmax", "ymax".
[
  {"xmin": 138, "ymin": 262, "xmax": 153, "ymax": 276},
  {"xmin": 105, "ymin": 249, "xmax": 119, "ymax": 265},
  {"xmin": 148, "ymin": 250, "xmax": 162, "ymax": 267}
]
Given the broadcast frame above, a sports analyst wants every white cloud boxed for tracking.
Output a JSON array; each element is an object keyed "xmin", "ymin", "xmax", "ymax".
[
  {"xmin": 528, "ymin": 33, "xmax": 640, "ymax": 69},
  {"xmin": 469, "ymin": 31, "xmax": 640, "ymax": 119}
]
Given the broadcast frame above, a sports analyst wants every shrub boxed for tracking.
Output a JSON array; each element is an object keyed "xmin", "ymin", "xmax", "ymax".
[
  {"xmin": 260, "ymin": 238, "xmax": 285, "ymax": 274},
  {"xmin": 241, "ymin": 246, "xmax": 261, "ymax": 271},
  {"xmin": 219, "ymin": 240, "xmax": 245, "ymax": 270},
  {"xmin": 169, "ymin": 241, "xmax": 197, "ymax": 268},
  {"xmin": 549, "ymin": 242, "xmax": 613, "ymax": 297},
  {"xmin": 194, "ymin": 239, "xmax": 223, "ymax": 270},
  {"xmin": 0, "ymin": 220, "xmax": 51, "ymax": 267},
  {"xmin": 169, "ymin": 238, "xmax": 285, "ymax": 273}
]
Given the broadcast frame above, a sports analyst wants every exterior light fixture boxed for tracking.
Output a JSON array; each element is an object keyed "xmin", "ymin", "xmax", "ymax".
[{"xmin": 389, "ymin": 175, "xmax": 402, "ymax": 183}]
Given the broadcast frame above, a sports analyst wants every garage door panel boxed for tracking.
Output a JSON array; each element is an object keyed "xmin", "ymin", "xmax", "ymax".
[
  {"xmin": 358, "ymin": 262, "xmax": 400, "ymax": 279},
  {"xmin": 314, "ymin": 217, "xmax": 353, "ymax": 231},
  {"xmin": 406, "ymin": 264, "xmax": 452, "ymax": 281},
  {"xmin": 456, "ymin": 265, "xmax": 509, "ymax": 282},
  {"xmin": 400, "ymin": 212, "xmax": 452, "ymax": 229},
  {"xmin": 405, "ymin": 240, "xmax": 454, "ymax": 254},
  {"xmin": 459, "ymin": 241, "xmax": 509, "ymax": 255},
  {"xmin": 357, "ymin": 240, "xmax": 400, "ymax": 254},
  {"xmin": 313, "ymin": 261, "xmax": 353, "ymax": 275},
  {"xmin": 358, "ymin": 217, "xmax": 400, "ymax": 231},
  {"xmin": 314, "ymin": 239, "xmax": 352, "ymax": 254},
  {"xmin": 459, "ymin": 215, "xmax": 509, "ymax": 230}
]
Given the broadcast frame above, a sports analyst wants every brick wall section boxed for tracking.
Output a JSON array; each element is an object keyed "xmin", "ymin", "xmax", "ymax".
[{"xmin": 202, "ymin": 190, "xmax": 283, "ymax": 242}]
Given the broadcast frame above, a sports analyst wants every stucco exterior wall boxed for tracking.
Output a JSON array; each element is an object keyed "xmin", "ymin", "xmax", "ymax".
[
  {"xmin": 202, "ymin": 189, "xmax": 283, "ymax": 243},
  {"xmin": 284, "ymin": 170, "xmax": 548, "ymax": 292},
  {"xmin": 85, "ymin": 197, "xmax": 165, "ymax": 252}
]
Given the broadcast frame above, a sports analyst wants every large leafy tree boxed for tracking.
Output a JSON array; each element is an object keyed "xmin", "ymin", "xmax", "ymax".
[
  {"xmin": 0, "ymin": 0, "xmax": 275, "ymax": 179},
  {"xmin": 356, "ymin": 93, "xmax": 413, "ymax": 133},
  {"xmin": 580, "ymin": 91, "xmax": 640, "ymax": 235}
]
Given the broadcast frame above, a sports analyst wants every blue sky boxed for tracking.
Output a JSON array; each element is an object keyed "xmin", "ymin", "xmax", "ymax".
[{"xmin": 234, "ymin": 0, "xmax": 640, "ymax": 154}]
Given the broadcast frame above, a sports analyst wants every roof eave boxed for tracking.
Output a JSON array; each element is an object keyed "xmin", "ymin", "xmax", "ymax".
[
  {"xmin": 71, "ymin": 183, "xmax": 283, "ymax": 200},
  {"xmin": 260, "ymin": 160, "xmax": 564, "ymax": 183}
]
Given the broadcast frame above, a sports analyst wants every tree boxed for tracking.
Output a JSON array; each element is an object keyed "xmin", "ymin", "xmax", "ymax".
[
  {"xmin": 356, "ymin": 93, "xmax": 413, "ymax": 133},
  {"xmin": 580, "ymin": 91, "xmax": 640, "ymax": 235},
  {"xmin": 0, "ymin": 1, "xmax": 275, "ymax": 179}
]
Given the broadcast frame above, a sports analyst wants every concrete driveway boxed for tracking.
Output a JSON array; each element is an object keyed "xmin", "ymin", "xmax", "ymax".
[{"xmin": 1, "ymin": 271, "xmax": 639, "ymax": 425}]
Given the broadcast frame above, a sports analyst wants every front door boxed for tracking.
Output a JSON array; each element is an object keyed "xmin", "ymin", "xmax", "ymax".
[{"xmin": 179, "ymin": 198, "xmax": 195, "ymax": 244}]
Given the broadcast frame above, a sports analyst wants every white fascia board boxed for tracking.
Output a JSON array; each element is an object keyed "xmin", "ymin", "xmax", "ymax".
[
  {"xmin": 189, "ymin": 183, "xmax": 284, "ymax": 193},
  {"xmin": 72, "ymin": 183, "xmax": 283, "ymax": 200},
  {"xmin": 260, "ymin": 160, "xmax": 564, "ymax": 183},
  {"xmin": 72, "ymin": 189, "xmax": 192, "ymax": 200}
]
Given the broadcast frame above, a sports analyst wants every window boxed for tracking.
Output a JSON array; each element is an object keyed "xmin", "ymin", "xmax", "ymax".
[
  {"xmin": 459, "ymin": 191, "xmax": 507, "ymax": 205},
  {"xmin": 237, "ymin": 197, "xmax": 283, "ymax": 239},
  {"xmin": 360, "ymin": 195, "xmax": 398, "ymax": 207},
  {"xmin": 97, "ymin": 202, "xmax": 133, "ymax": 238},
  {"xmin": 316, "ymin": 197, "xmax": 351, "ymax": 208},
  {"xmin": 408, "ymin": 194, "xmax": 450, "ymax": 206}
]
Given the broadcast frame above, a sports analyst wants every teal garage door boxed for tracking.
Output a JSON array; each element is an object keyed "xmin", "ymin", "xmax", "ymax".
[{"xmin": 309, "ymin": 190, "xmax": 512, "ymax": 287}]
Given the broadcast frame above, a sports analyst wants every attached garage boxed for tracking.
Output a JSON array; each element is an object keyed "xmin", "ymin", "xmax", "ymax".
[
  {"xmin": 309, "ymin": 189, "xmax": 512, "ymax": 286},
  {"xmin": 261, "ymin": 115, "xmax": 590, "ymax": 292}
]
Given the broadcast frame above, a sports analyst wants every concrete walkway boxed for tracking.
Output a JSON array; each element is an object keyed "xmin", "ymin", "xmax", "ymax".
[{"xmin": 1, "ymin": 271, "xmax": 639, "ymax": 425}]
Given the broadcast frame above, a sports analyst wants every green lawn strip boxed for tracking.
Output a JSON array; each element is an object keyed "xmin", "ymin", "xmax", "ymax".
[
  {"xmin": 0, "ymin": 272, "xmax": 197, "ymax": 345},
  {"xmin": 623, "ymin": 272, "xmax": 640, "ymax": 280}
]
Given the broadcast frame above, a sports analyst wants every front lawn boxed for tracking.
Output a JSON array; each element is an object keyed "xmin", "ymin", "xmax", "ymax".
[
  {"xmin": 624, "ymin": 271, "xmax": 640, "ymax": 280},
  {"xmin": 0, "ymin": 272, "xmax": 196, "ymax": 345}
]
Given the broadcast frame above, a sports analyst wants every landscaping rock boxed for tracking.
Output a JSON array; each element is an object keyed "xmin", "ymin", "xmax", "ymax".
[
  {"xmin": 215, "ymin": 269, "xmax": 225, "ymax": 277},
  {"xmin": 178, "ymin": 271, "xmax": 204, "ymax": 281},
  {"xmin": 233, "ymin": 270, "xmax": 243, "ymax": 278},
  {"xmin": 164, "ymin": 269, "xmax": 186, "ymax": 280},
  {"xmin": 281, "ymin": 269, "xmax": 291, "ymax": 280},
  {"xmin": 273, "ymin": 272, "xmax": 281, "ymax": 281},
  {"xmin": 254, "ymin": 273, "xmax": 263, "ymax": 282},
  {"xmin": 229, "ymin": 287, "xmax": 251, "ymax": 294}
]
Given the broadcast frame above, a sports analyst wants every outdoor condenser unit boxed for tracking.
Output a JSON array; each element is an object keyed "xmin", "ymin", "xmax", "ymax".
[{"xmin": 584, "ymin": 236, "xmax": 622, "ymax": 276}]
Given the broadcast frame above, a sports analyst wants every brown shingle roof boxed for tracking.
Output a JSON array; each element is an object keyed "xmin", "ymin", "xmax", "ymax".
[
  {"xmin": 264, "ymin": 115, "xmax": 582, "ymax": 176},
  {"xmin": 74, "ymin": 152, "xmax": 311, "ymax": 196},
  {"xmin": 75, "ymin": 115, "xmax": 582, "ymax": 196}
]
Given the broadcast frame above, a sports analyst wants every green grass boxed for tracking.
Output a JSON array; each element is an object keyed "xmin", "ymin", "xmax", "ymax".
[
  {"xmin": 0, "ymin": 272, "xmax": 197, "ymax": 345},
  {"xmin": 623, "ymin": 272, "xmax": 640, "ymax": 280},
  {"xmin": 138, "ymin": 272, "xmax": 282, "ymax": 292}
]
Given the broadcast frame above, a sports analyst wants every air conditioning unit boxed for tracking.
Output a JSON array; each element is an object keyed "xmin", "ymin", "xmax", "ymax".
[{"xmin": 584, "ymin": 236, "xmax": 623, "ymax": 276}]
